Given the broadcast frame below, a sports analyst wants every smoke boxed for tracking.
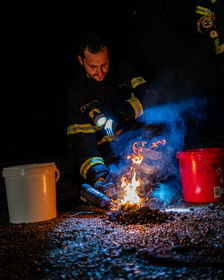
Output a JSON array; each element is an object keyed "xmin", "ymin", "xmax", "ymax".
[
  {"xmin": 111, "ymin": 95, "xmax": 206, "ymax": 162},
  {"xmin": 140, "ymin": 96, "xmax": 207, "ymax": 151},
  {"xmin": 152, "ymin": 183, "xmax": 179, "ymax": 205},
  {"xmin": 109, "ymin": 90, "xmax": 207, "ymax": 204}
]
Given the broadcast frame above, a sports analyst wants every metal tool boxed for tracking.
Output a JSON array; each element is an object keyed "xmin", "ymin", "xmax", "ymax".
[{"xmin": 80, "ymin": 183, "xmax": 116, "ymax": 210}]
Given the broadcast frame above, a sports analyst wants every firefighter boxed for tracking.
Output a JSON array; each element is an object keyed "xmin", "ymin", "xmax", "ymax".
[
  {"xmin": 66, "ymin": 33, "xmax": 148, "ymax": 194},
  {"xmin": 195, "ymin": 0, "xmax": 224, "ymax": 144},
  {"xmin": 195, "ymin": 0, "xmax": 224, "ymax": 56}
]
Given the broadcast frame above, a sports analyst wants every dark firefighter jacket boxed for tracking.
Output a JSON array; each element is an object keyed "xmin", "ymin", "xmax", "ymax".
[
  {"xmin": 195, "ymin": 0, "xmax": 224, "ymax": 56},
  {"xmin": 67, "ymin": 60, "xmax": 147, "ymax": 186}
]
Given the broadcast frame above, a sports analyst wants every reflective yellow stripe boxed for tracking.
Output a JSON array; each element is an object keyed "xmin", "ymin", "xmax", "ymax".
[
  {"xmin": 196, "ymin": 6, "xmax": 212, "ymax": 16},
  {"xmin": 216, "ymin": 43, "xmax": 224, "ymax": 55},
  {"xmin": 67, "ymin": 123, "xmax": 95, "ymax": 135},
  {"xmin": 89, "ymin": 108, "xmax": 100, "ymax": 119},
  {"xmin": 126, "ymin": 93, "xmax": 143, "ymax": 119},
  {"xmin": 197, "ymin": 19, "xmax": 202, "ymax": 33},
  {"xmin": 210, "ymin": 0, "xmax": 216, "ymax": 4},
  {"xmin": 215, "ymin": 38, "xmax": 219, "ymax": 47},
  {"xmin": 80, "ymin": 157, "xmax": 104, "ymax": 179},
  {"xmin": 131, "ymin": 76, "xmax": 146, "ymax": 89}
]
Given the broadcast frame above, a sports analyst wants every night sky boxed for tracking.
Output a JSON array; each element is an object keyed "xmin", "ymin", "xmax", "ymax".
[{"xmin": 2, "ymin": 1, "xmax": 224, "ymax": 162}]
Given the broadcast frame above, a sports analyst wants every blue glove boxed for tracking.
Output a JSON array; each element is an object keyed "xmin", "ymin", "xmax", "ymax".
[{"xmin": 94, "ymin": 178, "xmax": 115, "ymax": 198}]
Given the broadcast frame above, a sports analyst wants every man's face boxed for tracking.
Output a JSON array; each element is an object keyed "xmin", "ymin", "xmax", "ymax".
[{"xmin": 78, "ymin": 47, "xmax": 110, "ymax": 82}]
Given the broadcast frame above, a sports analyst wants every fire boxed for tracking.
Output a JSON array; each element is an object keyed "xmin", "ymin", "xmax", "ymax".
[
  {"xmin": 120, "ymin": 168, "xmax": 141, "ymax": 205},
  {"xmin": 118, "ymin": 139, "xmax": 166, "ymax": 207},
  {"xmin": 146, "ymin": 139, "xmax": 166, "ymax": 151},
  {"xmin": 127, "ymin": 141, "xmax": 147, "ymax": 166},
  {"xmin": 127, "ymin": 154, "xmax": 143, "ymax": 165}
]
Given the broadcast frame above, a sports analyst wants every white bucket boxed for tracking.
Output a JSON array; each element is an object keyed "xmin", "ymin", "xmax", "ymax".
[{"xmin": 2, "ymin": 162, "xmax": 60, "ymax": 224}]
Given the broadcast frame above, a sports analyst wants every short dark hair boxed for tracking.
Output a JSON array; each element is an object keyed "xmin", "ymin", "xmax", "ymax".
[{"xmin": 79, "ymin": 33, "xmax": 109, "ymax": 59}]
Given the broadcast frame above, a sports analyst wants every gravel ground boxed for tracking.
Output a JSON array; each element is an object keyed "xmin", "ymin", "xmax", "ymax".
[
  {"xmin": 0, "ymin": 192, "xmax": 224, "ymax": 280},
  {"xmin": 0, "ymin": 156, "xmax": 223, "ymax": 280}
]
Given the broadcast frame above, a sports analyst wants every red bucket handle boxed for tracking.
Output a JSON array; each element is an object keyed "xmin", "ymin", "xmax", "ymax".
[{"xmin": 196, "ymin": 153, "xmax": 224, "ymax": 177}]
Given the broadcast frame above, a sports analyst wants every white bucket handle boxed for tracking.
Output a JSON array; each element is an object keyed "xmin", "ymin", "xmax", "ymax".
[{"xmin": 55, "ymin": 168, "xmax": 60, "ymax": 183}]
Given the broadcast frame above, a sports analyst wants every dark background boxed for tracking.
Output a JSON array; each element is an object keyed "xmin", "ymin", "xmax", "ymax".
[{"xmin": 2, "ymin": 1, "xmax": 224, "ymax": 163}]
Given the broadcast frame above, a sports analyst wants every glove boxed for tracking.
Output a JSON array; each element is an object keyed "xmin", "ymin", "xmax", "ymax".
[
  {"xmin": 94, "ymin": 177, "xmax": 106, "ymax": 192},
  {"xmin": 94, "ymin": 177, "xmax": 115, "ymax": 198},
  {"xmin": 104, "ymin": 119, "xmax": 114, "ymax": 137}
]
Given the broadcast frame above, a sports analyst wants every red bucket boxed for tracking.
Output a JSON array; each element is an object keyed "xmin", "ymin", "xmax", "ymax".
[{"xmin": 176, "ymin": 148, "xmax": 224, "ymax": 202}]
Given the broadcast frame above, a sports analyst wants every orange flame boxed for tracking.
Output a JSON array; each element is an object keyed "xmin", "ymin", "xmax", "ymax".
[
  {"xmin": 146, "ymin": 139, "xmax": 166, "ymax": 151},
  {"xmin": 127, "ymin": 141, "xmax": 147, "ymax": 166},
  {"xmin": 120, "ymin": 168, "xmax": 142, "ymax": 205},
  {"xmin": 119, "ymin": 139, "xmax": 166, "ymax": 207}
]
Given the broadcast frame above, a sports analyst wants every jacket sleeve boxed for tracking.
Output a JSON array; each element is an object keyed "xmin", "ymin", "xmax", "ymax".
[
  {"xmin": 110, "ymin": 60, "xmax": 148, "ymax": 123},
  {"xmin": 66, "ymin": 88, "xmax": 109, "ymax": 185}
]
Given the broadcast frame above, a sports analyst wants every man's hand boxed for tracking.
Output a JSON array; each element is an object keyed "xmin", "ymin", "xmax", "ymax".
[
  {"xmin": 94, "ymin": 177, "xmax": 115, "ymax": 198},
  {"xmin": 94, "ymin": 177, "xmax": 106, "ymax": 192}
]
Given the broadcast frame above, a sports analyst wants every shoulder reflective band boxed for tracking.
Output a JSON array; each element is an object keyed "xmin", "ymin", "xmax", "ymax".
[
  {"xmin": 80, "ymin": 157, "xmax": 104, "ymax": 179},
  {"xmin": 67, "ymin": 123, "xmax": 95, "ymax": 135},
  {"xmin": 196, "ymin": 6, "xmax": 212, "ymax": 16},
  {"xmin": 131, "ymin": 76, "xmax": 146, "ymax": 89},
  {"xmin": 126, "ymin": 93, "xmax": 143, "ymax": 119},
  {"xmin": 210, "ymin": 0, "xmax": 216, "ymax": 4}
]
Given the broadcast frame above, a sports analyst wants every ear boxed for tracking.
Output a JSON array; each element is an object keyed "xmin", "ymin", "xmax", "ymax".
[{"xmin": 78, "ymin": 55, "xmax": 83, "ymax": 66}]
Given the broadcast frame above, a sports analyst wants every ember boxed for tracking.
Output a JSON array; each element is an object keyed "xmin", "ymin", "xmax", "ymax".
[{"xmin": 109, "ymin": 204, "xmax": 170, "ymax": 224}]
